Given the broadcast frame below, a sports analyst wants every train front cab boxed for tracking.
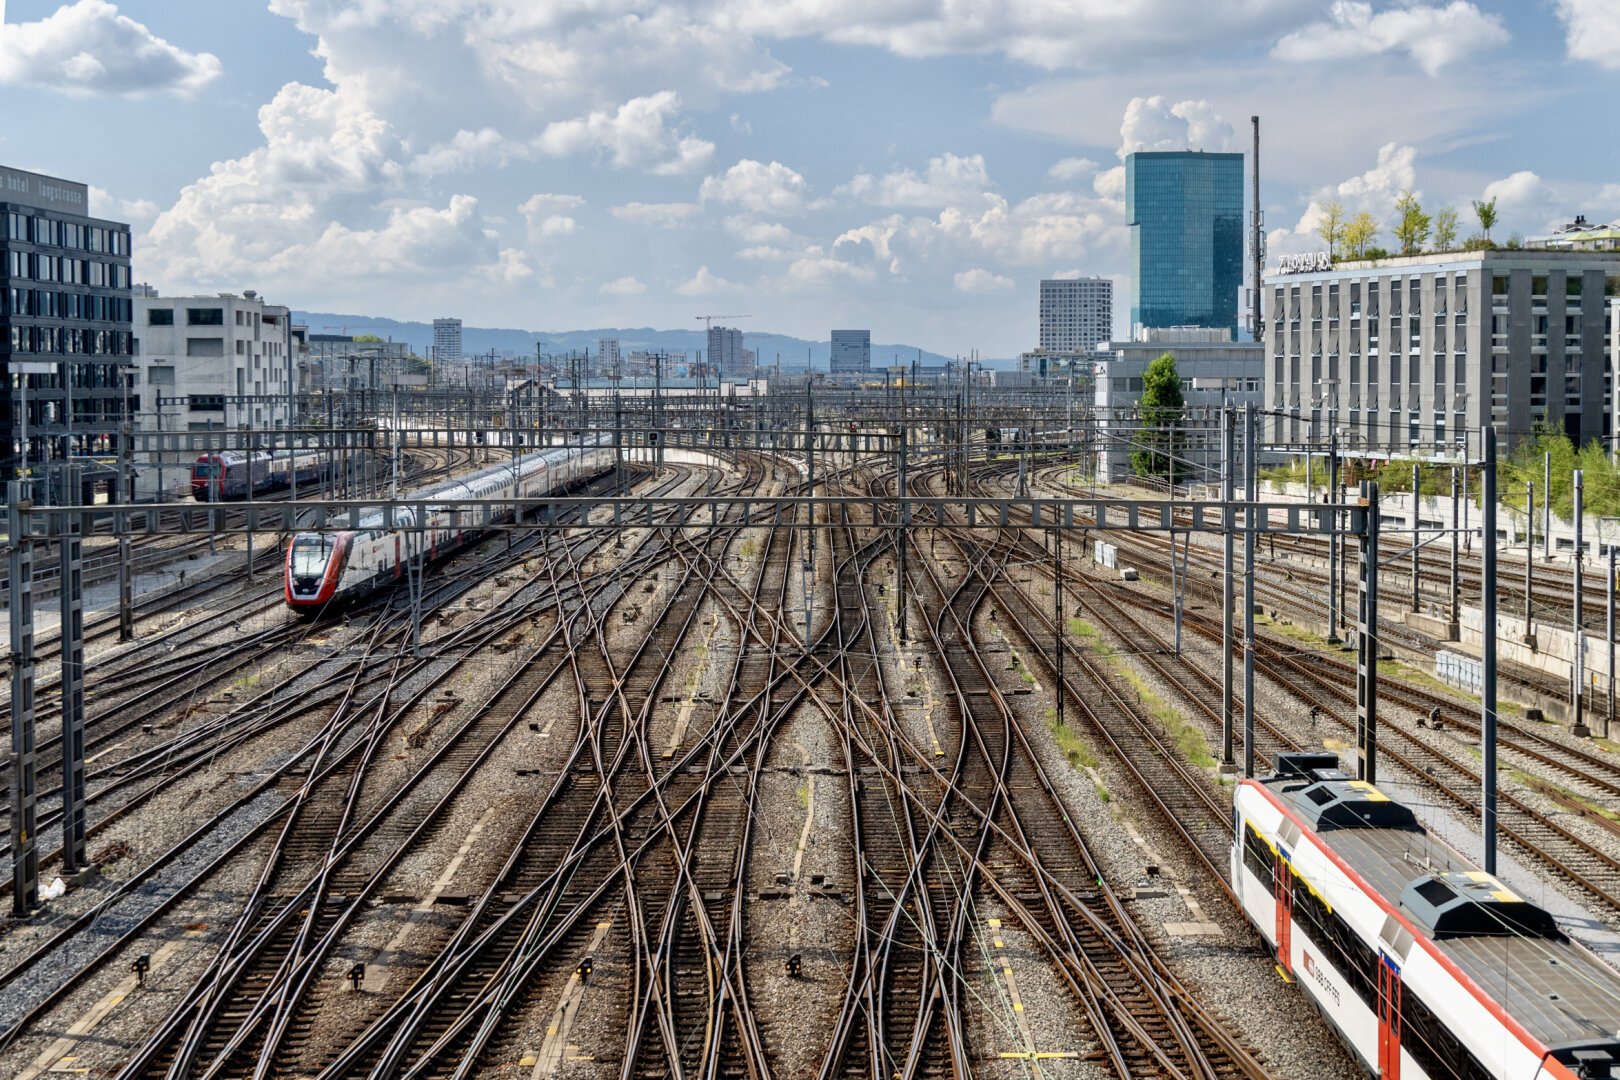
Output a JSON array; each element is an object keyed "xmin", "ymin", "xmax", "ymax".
[{"xmin": 191, "ymin": 455, "xmax": 222, "ymax": 500}]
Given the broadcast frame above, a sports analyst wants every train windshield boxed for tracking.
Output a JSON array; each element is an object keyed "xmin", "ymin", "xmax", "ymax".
[
  {"xmin": 193, "ymin": 462, "xmax": 218, "ymax": 477},
  {"xmin": 290, "ymin": 535, "xmax": 335, "ymax": 577}
]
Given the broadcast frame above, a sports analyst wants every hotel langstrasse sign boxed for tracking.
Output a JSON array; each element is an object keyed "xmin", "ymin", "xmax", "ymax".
[
  {"xmin": 0, "ymin": 165, "xmax": 89, "ymax": 214},
  {"xmin": 1275, "ymin": 252, "xmax": 1333, "ymax": 275}
]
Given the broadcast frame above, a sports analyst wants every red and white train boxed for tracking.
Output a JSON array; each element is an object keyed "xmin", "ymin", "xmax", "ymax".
[
  {"xmin": 1235, "ymin": 752, "xmax": 1620, "ymax": 1079},
  {"xmin": 191, "ymin": 450, "xmax": 331, "ymax": 501},
  {"xmin": 284, "ymin": 438, "xmax": 615, "ymax": 612}
]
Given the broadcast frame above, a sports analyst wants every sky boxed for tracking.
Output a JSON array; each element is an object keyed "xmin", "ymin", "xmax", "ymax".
[{"xmin": 0, "ymin": 0, "xmax": 1617, "ymax": 358}]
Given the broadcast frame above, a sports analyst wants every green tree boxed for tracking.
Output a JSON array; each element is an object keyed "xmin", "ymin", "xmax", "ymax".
[
  {"xmin": 1432, "ymin": 207, "xmax": 1459, "ymax": 251},
  {"xmin": 1344, "ymin": 211, "xmax": 1379, "ymax": 259},
  {"xmin": 1130, "ymin": 352, "xmax": 1185, "ymax": 480},
  {"xmin": 1472, "ymin": 196, "xmax": 1498, "ymax": 245},
  {"xmin": 1315, "ymin": 200, "xmax": 1346, "ymax": 259},
  {"xmin": 352, "ymin": 333, "xmax": 385, "ymax": 343},
  {"xmin": 1392, "ymin": 190, "xmax": 1431, "ymax": 256}
]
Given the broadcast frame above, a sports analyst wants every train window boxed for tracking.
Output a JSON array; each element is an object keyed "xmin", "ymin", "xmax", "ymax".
[
  {"xmin": 193, "ymin": 463, "xmax": 217, "ymax": 477},
  {"xmin": 1242, "ymin": 826, "xmax": 1274, "ymax": 888},
  {"xmin": 1400, "ymin": 986, "xmax": 1494, "ymax": 1079},
  {"xmin": 290, "ymin": 536, "xmax": 335, "ymax": 578}
]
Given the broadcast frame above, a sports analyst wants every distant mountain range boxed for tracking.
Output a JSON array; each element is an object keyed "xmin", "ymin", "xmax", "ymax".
[{"xmin": 291, "ymin": 311, "xmax": 1002, "ymax": 371}]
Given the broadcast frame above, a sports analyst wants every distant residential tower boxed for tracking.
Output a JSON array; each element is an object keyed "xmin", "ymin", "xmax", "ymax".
[
  {"xmin": 1039, "ymin": 278, "xmax": 1112, "ymax": 353},
  {"xmin": 432, "ymin": 317, "xmax": 462, "ymax": 364},
  {"xmin": 830, "ymin": 329, "xmax": 871, "ymax": 374}
]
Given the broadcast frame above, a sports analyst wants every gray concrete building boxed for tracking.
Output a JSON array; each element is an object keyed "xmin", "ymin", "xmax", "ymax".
[
  {"xmin": 1264, "ymin": 250, "xmax": 1620, "ymax": 456},
  {"xmin": 1094, "ymin": 326, "xmax": 1263, "ymax": 484},
  {"xmin": 707, "ymin": 325, "xmax": 748, "ymax": 378},
  {"xmin": 830, "ymin": 329, "xmax": 871, "ymax": 374}
]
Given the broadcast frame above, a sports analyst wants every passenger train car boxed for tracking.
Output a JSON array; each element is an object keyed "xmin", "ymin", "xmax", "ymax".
[
  {"xmin": 191, "ymin": 450, "xmax": 330, "ymax": 500},
  {"xmin": 284, "ymin": 438, "xmax": 614, "ymax": 612},
  {"xmin": 1235, "ymin": 753, "xmax": 1620, "ymax": 1079}
]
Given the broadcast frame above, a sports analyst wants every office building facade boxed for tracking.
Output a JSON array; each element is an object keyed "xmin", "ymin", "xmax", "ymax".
[
  {"xmin": 432, "ymin": 317, "xmax": 462, "ymax": 363},
  {"xmin": 830, "ymin": 329, "xmax": 871, "ymax": 374},
  {"xmin": 1039, "ymin": 277, "xmax": 1113, "ymax": 352},
  {"xmin": 2, "ymin": 165, "xmax": 133, "ymax": 494},
  {"xmin": 1126, "ymin": 151, "xmax": 1244, "ymax": 336},
  {"xmin": 1264, "ymin": 250, "xmax": 1620, "ymax": 456},
  {"xmin": 598, "ymin": 336, "xmax": 620, "ymax": 375},
  {"xmin": 708, "ymin": 325, "xmax": 748, "ymax": 378}
]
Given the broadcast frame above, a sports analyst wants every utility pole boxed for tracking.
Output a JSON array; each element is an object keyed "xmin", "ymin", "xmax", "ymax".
[
  {"xmin": 1053, "ymin": 526, "xmax": 1064, "ymax": 732},
  {"xmin": 9, "ymin": 481, "xmax": 39, "ymax": 912},
  {"xmin": 1574, "ymin": 469, "xmax": 1588, "ymax": 735},
  {"xmin": 1328, "ymin": 409, "xmax": 1340, "ymax": 643},
  {"xmin": 1609, "ymin": 545, "xmax": 1616, "ymax": 741},
  {"xmin": 1412, "ymin": 462, "xmax": 1421, "ymax": 614},
  {"xmin": 1525, "ymin": 482, "xmax": 1535, "ymax": 636},
  {"xmin": 1482, "ymin": 427, "xmax": 1499, "ymax": 873},
  {"xmin": 1250, "ymin": 115, "xmax": 1264, "ymax": 347},
  {"xmin": 1220, "ymin": 405, "xmax": 1236, "ymax": 772},
  {"xmin": 1449, "ymin": 467, "xmax": 1461, "ymax": 639},
  {"xmin": 1243, "ymin": 404, "xmax": 1257, "ymax": 777}
]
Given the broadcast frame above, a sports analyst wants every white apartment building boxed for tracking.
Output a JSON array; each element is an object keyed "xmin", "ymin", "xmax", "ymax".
[
  {"xmin": 1040, "ymin": 277, "xmax": 1113, "ymax": 352},
  {"xmin": 131, "ymin": 290, "xmax": 295, "ymax": 496},
  {"xmin": 598, "ymin": 336, "xmax": 621, "ymax": 375},
  {"xmin": 433, "ymin": 317, "xmax": 462, "ymax": 363}
]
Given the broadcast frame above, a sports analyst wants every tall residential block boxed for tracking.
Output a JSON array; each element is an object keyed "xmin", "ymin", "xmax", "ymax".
[
  {"xmin": 1039, "ymin": 278, "xmax": 1113, "ymax": 353},
  {"xmin": 830, "ymin": 329, "xmax": 871, "ymax": 374},
  {"xmin": 598, "ymin": 336, "xmax": 620, "ymax": 375},
  {"xmin": 1264, "ymin": 249, "xmax": 1620, "ymax": 455},
  {"xmin": 708, "ymin": 325, "xmax": 747, "ymax": 378},
  {"xmin": 432, "ymin": 317, "xmax": 462, "ymax": 363},
  {"xmin": 1126, "ymin": 151, "xmax": 1244, "ymax": 336},
  {"xmin": 2, "ymin": 165, "xmax": 133, "ymax": 495}
]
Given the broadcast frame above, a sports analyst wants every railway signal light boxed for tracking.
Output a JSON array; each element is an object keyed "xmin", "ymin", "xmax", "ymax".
[
  {"xmin": 577, "ymin": 955, "xmax": 594, "ymax": 981},
  {"xmin": 348, "ymin": 962, "xmax": 366, "ymax": 991},
  {"xmin": 131, "ymin": 953, "xmax": 150, "ymax": 986},
  {"xmin": 784, "ymin": 953, "xmax": 801, "ymax": 979}
]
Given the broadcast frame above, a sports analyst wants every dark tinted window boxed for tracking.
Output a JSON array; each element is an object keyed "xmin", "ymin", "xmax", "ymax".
[
  {"xmin": 148, "ymin": 309, "xmax": 174, "ymax": 326},
  {"xmin": 187, "ymin": 307, "xmax": 223, "ymax": 326}
]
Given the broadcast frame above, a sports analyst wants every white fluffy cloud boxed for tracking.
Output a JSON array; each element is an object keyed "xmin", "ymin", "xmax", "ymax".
[
  {"xmin": 599, "ymin": 275, "xmax": 647, "ymax": 296},
  {"xmin": 1048, "ymin": 157, "xmax": 1098, "ymax": 182},
  {"xmin": 0, "ymin": 0, "xmax": 221, "ymax": 97},
  {"xmin": 1117, "ymin": 96, "xmax": 1234, "ymax": 158},
  {"xmin": 701, "ymin": 160, "xmax": 809, "ymax": 215},
  {"xmin": 1276, "ymin": 143, "xmax": 1419, "ymax": 254},
  {"xmin": 1273, "ymin": 2, "xmax": 1507, "ymax": 77},
  {"xmin": 1556, "ymin": 0, "xmax": 1620, "ymax": 69},
  {"xmin": 140, "ymin": 82, "xmax": 523, "ymax": 293},
  {"xmin": 841, "ymin": 153, "xmax": 993, "ymax": 209},
  {"xmin": 536, "ymin": 91, "xmax": 714, "ymax": 175},
  {"xmin": 953, "ymin": 268, "xmax": 1014, "ymax": 293},
  {"xmin": 675, "ymin": 265, "xmax": 737, "ymax": 296},
  {"xmin": 611, "ymin": 202, "xmax": 702, "ymax": 227}
]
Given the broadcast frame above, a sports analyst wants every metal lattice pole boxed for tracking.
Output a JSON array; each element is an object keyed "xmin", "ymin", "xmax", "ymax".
[
  {"xmin": 58, "ymin": 467, "xmax": 86, "ymax": 875},
  {"xmin": 9, "ymin": 482, "xmax": 39, "ymax": 912},
  {"xmin": 1482, "ymin": 427, "xmax": 1499, "ymax": 873},
  {"xmin": 1357, "ymin": 481, "xmax": 1380, "ymax": 784}
]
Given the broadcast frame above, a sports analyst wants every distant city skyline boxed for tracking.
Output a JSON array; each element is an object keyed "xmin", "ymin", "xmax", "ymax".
[{"xmin": 2, "ymin": 1, "xmax": 1616, "ymax": 356}]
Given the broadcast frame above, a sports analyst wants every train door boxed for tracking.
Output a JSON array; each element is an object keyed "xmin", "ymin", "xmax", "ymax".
[
  {"xmin": 1273, "ymin": 852, "xmax": 1292, "ymax": 975},
  {"xmin": 1377, "ymin": 954, "xmax": 1402, "ymax": 1078}
]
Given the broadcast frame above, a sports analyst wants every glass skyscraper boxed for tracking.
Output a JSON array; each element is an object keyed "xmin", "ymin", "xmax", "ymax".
[{"xmin": 1126, "ymin": 151, "xmax": 1244, "ymax": 336}]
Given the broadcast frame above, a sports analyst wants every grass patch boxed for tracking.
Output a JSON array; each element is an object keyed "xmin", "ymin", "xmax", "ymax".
[
  {"xmin": 1068, "ymin": 617, "xmax": 1094, "ymax": 639},
  {"xmin": 795, "ymin": 783, "xmax": 810, "ymax": 809},
  {"xmin": 738, "ymin": 538, "xmax": 758, "ymax": 560},
  {"xmin": 1116, "ymin": 666, "xmax": 1216, "ymax": 768}
]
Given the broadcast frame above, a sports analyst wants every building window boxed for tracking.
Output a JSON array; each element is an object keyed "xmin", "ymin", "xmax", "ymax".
[
  {"xmin": 187, "ymin": 307, "xmax": 224, "ymax": 326},
  {"xmin": 187, "ymin": 337, "xmax": 225, "ymax": 357},
  {"xmin": 148, "ymin": 309, "xmax": 174, "ymax": 326}
]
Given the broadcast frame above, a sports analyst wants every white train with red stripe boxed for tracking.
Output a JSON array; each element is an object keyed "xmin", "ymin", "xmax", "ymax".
[
  {"xmin": 192, "ymin": 450, "xmax": 331, "ymax": 500},
  {"xmin": 1234, "ymin": 752, "xmax": 1620, "ymax": 1079},
  {"xmin": 284, "ymin": 438, "xmax": 614, "ymax": 612}
]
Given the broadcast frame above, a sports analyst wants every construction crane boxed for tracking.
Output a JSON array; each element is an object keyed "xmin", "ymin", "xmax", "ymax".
[{"xmin": 695, "ymin": 314, "xmax": 750, "ymax": 331}]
